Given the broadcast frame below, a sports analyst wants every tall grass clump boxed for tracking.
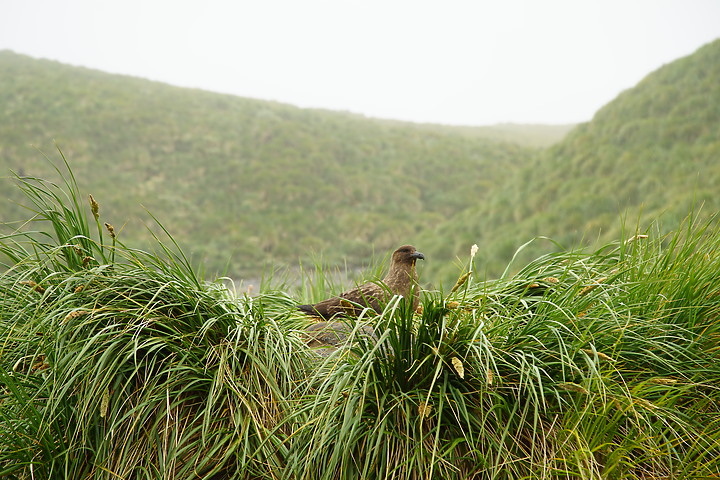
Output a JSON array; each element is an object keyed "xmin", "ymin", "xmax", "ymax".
[
  {"xmin": 0, "ymin": 154, "xmax": 311, "ymax": 479},
  {"xmin": 287, "ymin": 218, "xmax": 720, "ymax": 479},
  {"xmin": 2, "ymin": 154, "xmax": 720, "ymax": 479}
]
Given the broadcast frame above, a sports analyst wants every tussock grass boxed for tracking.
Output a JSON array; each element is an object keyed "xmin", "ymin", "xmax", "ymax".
[
  {"xmin": 2, "ymin": 155, "xmax": 720, "ymax": 479},
  {"xmin": 0, "ymin": 156, "xmax": 311, "ymax": 478}
]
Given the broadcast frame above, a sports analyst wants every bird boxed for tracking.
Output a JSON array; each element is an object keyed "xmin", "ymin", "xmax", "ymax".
[
  {"xmin": 298, "ymin": 245, "xmax": 425, "ymax": 320},
  {"xmin": 299, "ymin": 245, "xmax": 425, "ymax": 355}
]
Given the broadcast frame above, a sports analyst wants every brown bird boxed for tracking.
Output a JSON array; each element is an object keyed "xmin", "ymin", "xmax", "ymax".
[{"xmin": 298, "ymin": 245, "xmax": 425, "ymax": 320}]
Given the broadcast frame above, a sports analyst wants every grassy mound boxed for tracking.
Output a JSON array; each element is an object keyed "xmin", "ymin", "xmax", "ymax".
[{"xmin": 2, "ymin": 158, "xmax": 720, "ymax": 479}]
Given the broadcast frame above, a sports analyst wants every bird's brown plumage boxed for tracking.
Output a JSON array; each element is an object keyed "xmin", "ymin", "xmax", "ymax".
[{"xmin": 298, "ymin": 245, "xmax": 425, "ymax": 320}]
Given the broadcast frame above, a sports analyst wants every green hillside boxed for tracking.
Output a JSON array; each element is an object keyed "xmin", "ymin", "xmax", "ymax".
[
  {"xmin": 2, "ymin": 37, "xmax": 720, "ymax": 287},
  {"xmin": 0, "ymin": 50, "xmax": 561, "ymax": 281},
  {"xmin": 421, "ymin": 38, "xmax": 720, "ymax": 283}
]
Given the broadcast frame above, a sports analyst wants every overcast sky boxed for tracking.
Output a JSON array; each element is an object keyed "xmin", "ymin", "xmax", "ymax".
[{"xmin": 2, "ymin": 0, "xmax": 719, "ymax": 125}]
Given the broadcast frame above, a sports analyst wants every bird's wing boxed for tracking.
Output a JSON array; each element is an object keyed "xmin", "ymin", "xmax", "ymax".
[
  {"xmin": 300, "ymin": 281, "xmax": 390, "ymax": 319},
  {"xmin": 339, "ymin": 281, "xmax": 388, "ymax": 311}
]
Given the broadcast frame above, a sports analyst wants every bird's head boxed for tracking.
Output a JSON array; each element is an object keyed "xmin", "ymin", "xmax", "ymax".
[{"xmin": 392, "ymin": 245, "xmax": 425, "ymax": 266}]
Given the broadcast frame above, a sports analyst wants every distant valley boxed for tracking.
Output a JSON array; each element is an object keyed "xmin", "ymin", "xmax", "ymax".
[{"xmin": 1, "ymin": 38, "xmax": 719, "ymax": 287}]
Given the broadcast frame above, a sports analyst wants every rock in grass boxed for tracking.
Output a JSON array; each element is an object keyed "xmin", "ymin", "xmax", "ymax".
[{"xmin": 304, "ymin": 321, "xmax": 378, "ymax": 357}]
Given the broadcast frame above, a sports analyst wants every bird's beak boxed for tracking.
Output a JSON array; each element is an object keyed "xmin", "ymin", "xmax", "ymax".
[{"xmin": 412, "ymin": 251, "xmax": 425, "ymax": 260}]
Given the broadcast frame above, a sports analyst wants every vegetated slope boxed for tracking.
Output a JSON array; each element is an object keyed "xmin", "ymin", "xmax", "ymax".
[
  {"xmin": 373, "ymin": 119, "xmax": 575, "ymax": 147},
  {"xmin": 421, "ymin": 38, "xmax": 720, "ymax": 284},
  {"xmin": 0, "ymin": 51, "xmax": 557, "ymax": 280}
]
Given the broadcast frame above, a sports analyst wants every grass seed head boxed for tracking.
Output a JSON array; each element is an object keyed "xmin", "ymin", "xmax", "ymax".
[
  {"xmin": 63, "ymin": 310, "xmax": 90, "ymax": 323},
  {"xmin": 558, "ymin": 382, "xmax": 589, "ymax": 395},
  {"xmin": 104, "ymin": 222, "xmax": 116, "ymax": 239},
  {"xmin": 578, "ymin": 277, "xmax": 607, "ymax": 296},
  {"xmin": 31, "ymin": 356, "xmax": 50, "ymax": 373},
  {"xmin": 450, "ymin": 356, "xmax": 465, "ymax": 379},
  {"xmin": 449, "ymin": 271, "xmax": 472, "ymax": 294},
  {"xmin": 89, "ymin": 194, "xmax": 100, "ymax": 221},
  {"xmin": 626, "ymin": 234, "xmax": 649, "ymax": 244},
  {"xmin": 582, "ymin": 348, "xmax": 615, "ymax": 362},
  {"xmin": 20, "ymin": 280, "xmax": 45, "ymax": 293},
  {"xmin": 636, "ymin": 398, "xmax": 660, "ymax": 410},
  {"xmin": 100, "ymin": 388, "xmax": 110, "ymax": 418},
  {"xmin": 418, "ymin": 401, "xmax": 433, "ymax": 418},
  {"xmin": 649, "ymin": 377, "xmax": 678, "ymax": 385}
]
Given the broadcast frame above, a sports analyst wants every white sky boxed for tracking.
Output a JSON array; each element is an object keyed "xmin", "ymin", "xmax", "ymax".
[{"xmin": 1, "ymin": 0, "xmax": 719, "ymax": 125}]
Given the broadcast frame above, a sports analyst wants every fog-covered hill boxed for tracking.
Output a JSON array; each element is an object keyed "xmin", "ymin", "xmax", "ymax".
[{"xmin": 420, "ymin": 38, "xmax": 720, "ymax": 283}]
